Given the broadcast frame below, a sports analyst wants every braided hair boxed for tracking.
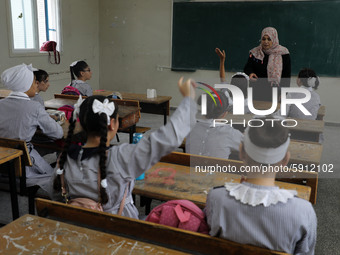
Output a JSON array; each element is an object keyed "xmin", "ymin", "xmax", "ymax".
[
  {"xmin": 70, "ymin": 61, "xmax": 89, "ymax": 82},
  {"xmin": 53, "ymin": 95, "xmax": 119, "ymax": 204}
]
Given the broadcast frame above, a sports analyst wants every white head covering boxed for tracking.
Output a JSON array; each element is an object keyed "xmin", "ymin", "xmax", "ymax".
[
  {"xmin": 243, "ymin": 126, "xmax": 290, "ymax": 164},
  {"xmin": 1, "ymin": 64, "xmax": 35, "ymax": 92}
]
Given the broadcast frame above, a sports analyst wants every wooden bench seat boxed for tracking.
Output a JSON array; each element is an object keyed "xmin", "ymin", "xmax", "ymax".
[{"xmin": 36, "ymin": 198, "xmax": 288, "ymax": 255}]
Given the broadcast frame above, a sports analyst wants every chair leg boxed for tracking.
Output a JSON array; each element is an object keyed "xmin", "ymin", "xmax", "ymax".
[
  {"xmin": 28, "ymin": 186, "xmax": 39, "ymax": 215},
  {"xmin": 19, "ymin": 166, "xmax": 27, "ymax": 196}
]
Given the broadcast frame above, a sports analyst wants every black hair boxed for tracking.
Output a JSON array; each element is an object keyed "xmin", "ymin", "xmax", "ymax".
[
  {"xmin": 54, "ymin": 95, "xmax": 119, "ymax": 204},
  {"xmin": 198, "ymin": 91, "xmax": 229, "ymax": 119},
  {"xmin": 33, "ymin": 69, "xmax": 49, "ymax": 82},
  {"xmin": 230, "ymin": 74, "xmax": 248, "ymax": 98},
  {"xmin": 248, "ymin": 116, "xmax": 289, "ymax": 149},
  {"xmin": 298, "ymin": 68, "xmax": 320, "ymax": 90},
  {"xmin": 70, "ymin": 61, "xmax": 89, "ymax": 81}
]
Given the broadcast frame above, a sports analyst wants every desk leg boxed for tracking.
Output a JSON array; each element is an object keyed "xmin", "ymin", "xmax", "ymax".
[
  {"xmin": 140, "ymin": 196, "xmax": 152, "ymax": 215},
  {"xmin": 163, "ymin": 101, "xmax": 169, "ymax": 125},
  {"xmin": 129, "ymin": 125, "xmax": 136, "ymax": 144},
  {"xmin": 8, "ymin": 160, "xmax": 19, "ymax": 220}
]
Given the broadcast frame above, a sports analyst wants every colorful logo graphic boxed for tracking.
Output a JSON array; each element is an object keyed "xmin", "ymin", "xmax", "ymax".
[{"xmin": 197, "ymin": 82, "xmax": 223, "ymax": 107}]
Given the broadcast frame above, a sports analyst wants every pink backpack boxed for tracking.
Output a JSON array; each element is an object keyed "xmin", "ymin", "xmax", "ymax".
[
  {"xmin": 61, "ymin": 85, "xmax": 81, "ymax": 96},
  {"xmin": 146, "ymin": 200, "xmax": 209, "ymax": 234},
  {"xmin": 58, "ymin": 105, "xmax": 75, "ymax": 120}
]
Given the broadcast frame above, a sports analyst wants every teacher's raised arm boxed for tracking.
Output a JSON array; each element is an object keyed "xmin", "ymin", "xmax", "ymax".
[{"xmin": 244, "ymin": 27, "xmax": 291, "ymax": 101}]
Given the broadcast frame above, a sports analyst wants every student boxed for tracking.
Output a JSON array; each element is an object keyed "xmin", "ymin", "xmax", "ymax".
[
  {"xmin": 65, "ymin": 60, "xmax": 93, "ymax": 96},
  {"xmin": 32, "ymin": 69, "xmax": 49, "ymax": 106},
  {"xmin": 215, "ymin": 48, "xmax": 250, "ymax": 113},
  {"xmin": 284, "ymin": 68, "xmax": 321, "ymax": 120},
  {"xmin": 185, "ymin": 91, "xmax": 243, "ymax": 159},
  {"xmin": 50, "ymin": 78, "xmax": 196, "ymax": 218},
  {"xmin": 0, "ymin": 64, "xmax": 63, "ymax": 190},
  {"xmin": 205, "ymin": 118, "xmax": 317, "ymax": 254}
]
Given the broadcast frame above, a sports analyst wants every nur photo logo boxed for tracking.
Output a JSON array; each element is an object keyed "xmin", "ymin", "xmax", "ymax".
[{"xmin": 199, "ymin": 83, "xmax": 312, "ymax": 128}]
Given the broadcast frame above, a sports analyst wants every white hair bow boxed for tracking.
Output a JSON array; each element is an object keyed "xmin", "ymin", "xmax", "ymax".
[
  {"xmin": 92, "ymin": 98, "xmax": 115, "ymax": 125},
  {"xmin": 307, "ymin": 77, "xmax": 317, "ymax": 88},
  {"xmin": 70, "ymin": 61, "xmax": 79, "ymax": 67},
  {"xmin": 73, "ymin": 95, "xmax": 84, "ymax": 121}
]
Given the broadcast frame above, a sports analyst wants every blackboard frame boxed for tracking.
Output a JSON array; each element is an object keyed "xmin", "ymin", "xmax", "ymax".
[{"xmin": 171, "ymin": 1, "xmax": 340, "ymax": 76}]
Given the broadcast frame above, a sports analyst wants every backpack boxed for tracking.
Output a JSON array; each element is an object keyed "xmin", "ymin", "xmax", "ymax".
[
  {"xmin": 40, "ymin": 41, "xmax": 60, "ymax": 64},
  {"xmin": 58, "ymin": 105, "xmax": 75, "ymax": 120},
  {"xmin": 146, "ymin": 200, "xmax": 209, "ymax": 234},
  {"xmin": 61, "ymin": 85, "xmax": 81, "ymax": 96}
]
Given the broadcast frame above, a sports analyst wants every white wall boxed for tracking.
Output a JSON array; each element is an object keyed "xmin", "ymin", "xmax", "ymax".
[
  {"xmin": 99, "ymin": 0, "xmax": 339, "ymax": 123},
  {"xmin": 0, "ymin": 0, "xmax": 100, "ymax": 101},
  {"xmin": 1, "ymin": 0, "xmax": 339, "ymax": 123}
]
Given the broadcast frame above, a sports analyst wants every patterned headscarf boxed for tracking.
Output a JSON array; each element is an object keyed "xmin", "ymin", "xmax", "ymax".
[{"xmin": 250, "ymin": 27, "xmax": 289, "ymax": 86}]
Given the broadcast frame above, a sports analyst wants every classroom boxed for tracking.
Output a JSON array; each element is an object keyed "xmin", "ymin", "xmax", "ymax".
[{"xmin": 0, "ymin": 0, "xmax": 339, "ymax": 254}]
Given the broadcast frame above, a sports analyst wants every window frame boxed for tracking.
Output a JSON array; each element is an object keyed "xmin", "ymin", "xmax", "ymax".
[{"xmin": 6, "ymin": 0, "xmax": 62, "ymax": 57}]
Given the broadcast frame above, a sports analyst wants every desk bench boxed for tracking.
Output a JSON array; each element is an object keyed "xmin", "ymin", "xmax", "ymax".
[
  {"xmin": 0, "ymin": 214, "xmax": 186, "ymax": 255},
  {"xmin": 35, "ymin": 198, "xmax": 288, "ymax": 255}
]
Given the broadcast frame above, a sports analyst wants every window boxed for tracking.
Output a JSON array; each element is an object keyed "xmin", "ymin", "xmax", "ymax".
[{"xmin": 8, "ymin": 0, "xmax": 61, "ymax": 54}]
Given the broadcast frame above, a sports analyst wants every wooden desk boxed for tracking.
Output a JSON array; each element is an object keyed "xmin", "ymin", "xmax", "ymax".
[
  {"xmin": 94, "ymin": 90, "xmax": 172, "ymax": 125},
  {"xmin": 133, "ymin": 162, "xmax": 311, "ymax": 210},
  {"xmin": 288, "ymin": 140, "xmax": 323, "ymax": 166},
  {"xmin": 183, "ymin": 138, "xmax": 323, "ymax": 166},
  {"xmin": 0, "ymin": 146, "xmax": 23, "ymax": 220},
  {"xmin": 44, "ymin": 98, "xmax": 140, "ymax": 142},
  {"xmin": 0, "ymin": 215, "xmax": 187, "ymax": 255},
  {"xmin": 225, "ymin": 114, "xmax": 324, "ymax": 142}
]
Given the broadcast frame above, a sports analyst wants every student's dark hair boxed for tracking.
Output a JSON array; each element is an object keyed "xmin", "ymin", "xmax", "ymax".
[
  {"xmin": 248, "ymin": 116, "xmax": 289, "ymax": 149},
  {"xmin": 33, "ymin": 69, "xmax": 49, "ymax": 82},
  {"xmin": 70, "ymin": 61, "xmax": 89, "ymax": 81},
  {"xmin": 298, "ymin": 68, "xmax": 319, "ymax": 90},
  {"xmin": 198, "ymin": 91, "xmax": 229, "ymax": 119},
  {"xmin": 54, "ymin": 95, "xmax": 118, "ymax": 204},
  {"xmin": 230, "ymin": 75, "xmax": 248, "ymax": 98}
]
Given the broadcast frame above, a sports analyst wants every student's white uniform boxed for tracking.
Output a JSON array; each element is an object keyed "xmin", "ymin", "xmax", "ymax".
[
  {"xmin": 285, "ymin": 86, "xmax": 320, "ymax": 120},
  {"xmin": 49, "ymin": 97, "xmax": 197, "ymax": 219},
  {"xmin": 185, "ymin": 119, "xmax": 243, "ymax": 159},
  {"xmin": 0, "ymin": 92, "xmax": 63, "ymax": 190},
  {"xmin": 31, "ymin": 93, "xmax": 44, "ymax": 106},
  {"xmin": 70, "ymin": 80, "xmax": 93, "ymax": 96},
  {"xmin": 205, "ymin": 182, "xmax": 317, "ymax": 255}
]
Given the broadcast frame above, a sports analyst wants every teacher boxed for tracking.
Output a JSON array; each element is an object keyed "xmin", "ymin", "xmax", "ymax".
[{"xmin": 244, "ymin": 27, "xmax": 291, "ymax": 101}]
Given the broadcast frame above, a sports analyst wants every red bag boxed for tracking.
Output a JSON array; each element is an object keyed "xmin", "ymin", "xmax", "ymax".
[
  {"xmin": 58, "ymin": 105, "xmax": 75, "ymax": 120},
  {"xmin": 146, "ymin": 200, "xmax": 209, "ymax": 234},
  {"xmin": 61, "ymin": 86, "xmax": 81, "ymax": 96},
  {"xmin": 40, "ymin": 41, "xmax": 60, "ymax": 64}
]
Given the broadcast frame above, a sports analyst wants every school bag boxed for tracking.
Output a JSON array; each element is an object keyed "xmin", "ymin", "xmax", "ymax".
[
  {"xmin": 40, "ymin": 41, "xmax": 60, "ymax": 64},
  {"xmin": 146, "ymin": 200, "xmax": 209, "ymax": 234},
  {"xmin": 58, "ymin": 105, "xmax": 75, "ymax": 120},
  {"xmin": 61, "ymin": 85, "xmax": 81, "ymax": 96}
]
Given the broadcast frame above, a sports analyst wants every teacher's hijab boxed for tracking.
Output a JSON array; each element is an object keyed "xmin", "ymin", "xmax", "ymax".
[{"xmin": 250, "ymin": 27, "xmax": 289, "ymax": 86}]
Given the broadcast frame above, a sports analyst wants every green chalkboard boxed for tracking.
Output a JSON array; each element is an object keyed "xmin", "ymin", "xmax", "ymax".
[{"xmin": 172, "ymin": 1, "xmax": 340, "ymax": 76}]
